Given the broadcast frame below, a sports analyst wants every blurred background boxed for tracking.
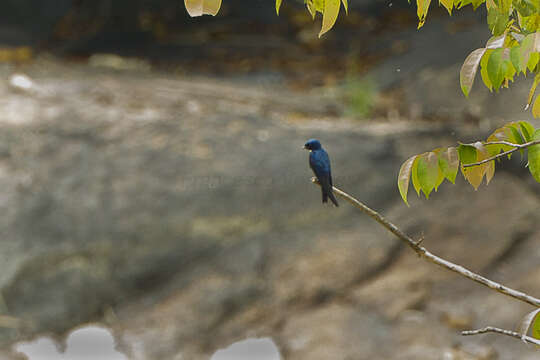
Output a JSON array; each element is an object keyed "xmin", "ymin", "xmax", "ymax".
[{"xmin": 0, "ymin": 0, "xmax": 539, "ymax": 359}]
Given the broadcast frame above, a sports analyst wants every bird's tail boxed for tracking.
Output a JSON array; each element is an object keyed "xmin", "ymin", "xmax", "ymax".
[{"xmin": 328, "ymin": 190, "xmax": 339, "ymax": 207}]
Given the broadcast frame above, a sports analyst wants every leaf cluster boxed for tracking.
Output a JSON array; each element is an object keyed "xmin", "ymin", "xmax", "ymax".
[
  {"xmin": 398, "ymin": 121, "xmax": 540, "ymax": 204},
  {"xmin": 460, "ymin": 32, "xmax": 540, "ymax": 115},
  {"xmin": 277, "ymin": 0, "xmax": 349, "ymax": 37},
  {"xmin": 184, "ymin": 0, "xmax": 349, "ymax": 37}
]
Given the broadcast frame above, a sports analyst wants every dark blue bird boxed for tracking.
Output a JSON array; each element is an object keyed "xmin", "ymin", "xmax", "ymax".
[{"xmin": 304, "ymin": 139, "xmax": 339, "ymax": 207}]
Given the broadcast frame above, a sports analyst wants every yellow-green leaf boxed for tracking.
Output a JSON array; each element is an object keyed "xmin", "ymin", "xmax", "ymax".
[
  {"xmin": 412, "ymin": 156, "xmax": 422, "ymax": 195},
  {"xmin": 184, "ymin": 0, "xmax": 222, "ymax": 16},
  {"xmin": 510, "ymin": 46, "xmax": 522, "ymax": 74},
  {"xmin": 431, "ymin": 148, "xmax": 445, "ymax": 191},
  {"xmin": 519, "ymin": 308, "xmax": 540, "ymax": 340},
  {"xmin": 276, "ymin": 0, "xmax": 283, "ymax": 15},
  {"xmin": 505, "ymin": 123, "xmax": 526, "ymax": 144},
  {"xmin": 519, "ymin": 120, "xmax": 535, "ymax": 141},
  {"xmin": 438, "ymin": 147, "xmax": 459, "ymax": 183},
  {"xmin": 439, "ymin": 0, "xmax": 454, "ymax": 14},
  {"xmin": 527, "ymin": 52, "xmax": 540, "ymax": 72},
  {"xmin": 434, "ymin": 166, "xmax": 445, "ymax": 190},
  {"xmin": 473, "ymin": 141, "xmax": 491, "ymax": 184},
  {"xmin": 319, "ymin": 0, "xmax": 341, "ymax": 37},
  {"xmin": 314, "ymin": 0, "xmax": 325, "ymax": 11},
  {"xmin": 417, "ymin": 152, "xmax": 439, "ymax": 198},
  {"xmin": 533, "ymin": 94, "xmax": 540, "ymax": 118},
  {"xmin": 529, "ymin": 129, "xmax": 540, "ymax": 182},
  {"xmin": 487, "ymin": 126, "xmax": 514, "ymax": 153},
  {"xmin": 460, "ymin": 48, "xmax": 487, "ymax": 97},
  {"xmin": 417, "ymin": 0, "xmax": 433, "ymax": 29},
  {"xmin": 341, "ymin": 0, "xmax": 348, "ymax": 14},
  {"xmin": 485, "ymin": 157, "xmax": 495, "ymax": 184},
  {"xmin": 520, "ymin": 32, "xmax": 540, "ymax": 70},
  {"xmin": 459, "ymin": 144, "xmax": 484, "ymax": 190},
  {"xmin": 487, "ymin": 48, "xmax": 504, "ymax": 90},
  {"xmin": 398, "ymin": 155, "xmax": 418, "ymax": 205},
  {"xmin": 533, "ymin": 312, "xmax": 540, "ymax": 339},
  {"xmin": 480, "ymin": 49, "xmax": 494, "ymax": 90},
  {"xmin": 306, "ymin": 0, "xmax": 316, "ymax": 18}
]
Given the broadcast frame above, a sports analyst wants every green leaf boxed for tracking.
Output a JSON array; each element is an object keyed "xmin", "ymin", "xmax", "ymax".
[
  {"xmin": 534, "ymin": 309, "xmax": 540, "ymax": 339},
  {"xmin": 527, "ymin": 52, "xmax": 539, "ymax": 72},
  {"xmin": 417, "ymin": 0, "xmax": 432, "ymax": 29},
  {"xmin": 506, "ymin": 123, "xmax": 526, "ymax": 144},
  {"xmin": 533, "ymin": 94, "xmax": 540, "ymax": 118},
  {"xmin": 487, "ymin": 8, "xmax": 509, "ymax": 36},
  {"xmin": 439, "ymin": 0, "xmax": 454, "ymax": 14},
  {"xmin": 319, "ymin": 0, "xmax": 341, "ymax": 37},
  {"xmin": 503, "ymin": 54, "xmax": 516, "ymax": 83},
  {"xmin": 514, "ymin": 0, "xmax": 538, "ymax": 16},
  {"xmin": 519, "ymin": 120, "xmax": 535, "ymax": 141},
  {"xmin": 485, "ymin": 155, "xmax": 495, "ymax": 183},
  {"xmin": 306, "ymin": 0, "xmax": 316, "ymax": 18},
  {"xmin": 510, "ymin": 46, "xmax": 522, "ymax": 74},
  {"xmin": 519, "ymin": 308, "xmax": 540, "ymax": 339},
  {"xmin": 520, "ymin": 14, "xmax": 540, "ymax": 33},
  {"xmin": 398, "ymin": 155, "xmax": 417, "ymax": 205},
  {"xmin": 435, "ymin": 165, "xmax": 445, "ymax": 190},
  {"xmin": 480, "ymin": 49, "xmax": 495, "ymax": 90},
  {"xmin": 341, "ymin": 0, "xmax": 348, "ymax": 13},
  {"xmin": 473, "ymin": 141, "xmax": 491, "ymax": 184},
  {"xmin": 460, "ymin": 48, "xmax": 487, "ymax": 97},
  {"xmin": 438, "ymin": 147, "xmax": 459, "ymax": 183},
  {"xmin": 458, "ymin": 144, "xmax": 484, "ymax": 190},
  {"xmin": 528, "ymin": 129, "xmax": 540, "ymax": 182},
  {"xmin": 519, "ymin": 32, "xmax": 540, "ymax": 71},
  {"xmin": 458, "ymin": 144, "xmax": 477, "ymax": 165},
  {"xmin": 487, "ymin": 48, "xmax": 505, "ymax": 90},
  {"xmin": 527, "ymin": 73, "xmax": 540, "ymax": 108},
  {"xmin": 276, "ymin": 0, "xmax": 283, "ymax": 15},
  {"xmin": 411, "ymin": 156, "xmax": 422, "ymax": 195},
  {"xmin": 417, "ymin": 152, "xmax": 439, "ymax": 198},
  {"xmin": 487, "ymin": 126, "xmax": 515, "ymax": 153},
  {"xmin": 457, "ymin": 0, "xmax": 473, "ymax": 8}
]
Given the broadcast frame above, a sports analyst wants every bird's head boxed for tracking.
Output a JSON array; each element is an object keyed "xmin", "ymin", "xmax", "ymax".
[{"xmin": 303, "ymin": 139, "xmax": 322, "ymax": 151}]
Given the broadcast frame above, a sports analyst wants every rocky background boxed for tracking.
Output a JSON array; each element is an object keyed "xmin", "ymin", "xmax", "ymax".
[{"xmin": 0, "ymin": 1, "xmax": 539, "ymax": 359}]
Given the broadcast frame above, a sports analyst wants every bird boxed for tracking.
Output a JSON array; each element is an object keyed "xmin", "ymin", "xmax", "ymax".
[{"xmin": 303, "ymin": 139, "xmax": 339, "ymax": 207}]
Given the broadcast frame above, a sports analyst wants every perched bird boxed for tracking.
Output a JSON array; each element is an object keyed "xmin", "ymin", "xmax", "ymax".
[{"xmin": 303, "ymin": 139, "xmax": 339, "ymax": 207}]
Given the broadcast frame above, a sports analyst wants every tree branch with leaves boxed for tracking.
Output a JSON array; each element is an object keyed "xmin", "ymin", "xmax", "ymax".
[{"xmin": 184, "ymin": 0, "xmax": 540, "ymax": 347}]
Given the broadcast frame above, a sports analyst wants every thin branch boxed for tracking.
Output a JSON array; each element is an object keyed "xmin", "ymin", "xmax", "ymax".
[
  {"xmin": 462, "ymin": 326, "xmax": 540, "ymax": 346},
  {"xmin": 462, "ymin": 140, "xmax": 540, "ymax": 168},
  {"xmin": 312, "ymin": 178, "xmax": 540, "ymax": 308}
]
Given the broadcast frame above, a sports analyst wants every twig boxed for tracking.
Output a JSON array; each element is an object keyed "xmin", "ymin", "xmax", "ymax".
[
  {"xmin": 462, "ymin": 140, "xmax": 540, "ymax": 168},
  {"xmin": 462, "ymin": 326, "xmax": 540, "ymax": 346},
  {"xmin": 311, "ymin": 178, "xmax": 540, "ymax": 308}
]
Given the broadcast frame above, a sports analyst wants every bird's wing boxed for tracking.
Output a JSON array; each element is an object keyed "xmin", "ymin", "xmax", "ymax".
[{"xmin": 309, "ymin": 150, "xmax": 331, "ymax": 176}]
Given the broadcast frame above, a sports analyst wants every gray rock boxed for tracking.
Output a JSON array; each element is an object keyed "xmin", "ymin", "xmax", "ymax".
[{"xmin": 0, "ymin": 57, "xmax": 539, "ymax": 360}]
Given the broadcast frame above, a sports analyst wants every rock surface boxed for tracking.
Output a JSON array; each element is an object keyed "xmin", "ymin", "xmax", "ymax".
[{"xmin": 0, "ymin": 56, "xmax": 538, "ymax": 360}]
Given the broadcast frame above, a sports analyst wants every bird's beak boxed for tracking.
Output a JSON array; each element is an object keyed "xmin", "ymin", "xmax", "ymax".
[{"xmin": 302, "ymin": 145, "xmax": 307, "ymax": 150}]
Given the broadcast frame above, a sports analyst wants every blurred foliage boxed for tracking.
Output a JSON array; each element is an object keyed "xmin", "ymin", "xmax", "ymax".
[
  {"xmin": 398, "ymin": 121, "xmax": 540, "ymax": 205},
  {"xmin": 343, "ymin": 76, "xmax": 377, "ymax": 118},
  {"xmin": 0, "ymin": 47, "xmax": 33, "ymax": 63}
]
